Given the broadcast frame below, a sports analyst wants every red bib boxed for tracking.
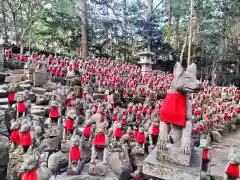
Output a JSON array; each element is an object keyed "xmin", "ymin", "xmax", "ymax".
[
  {"xmin": 8, "ymin": 92, "xmax": 15, "ymax": 102},
  {"xmin": 133, "ymin": 178, "xmax": 142, "ymax": 180},
  {"xmin": 226, "ymin": 163, "xmax": 240, "ymax": 177},
  {"xmin": 67, "ymin": 99, "xmax": 72, "ymax": 106},
  {"xmin": 143, "ymin": 108, "xmax": 147, "ymax": 114},
  {"xmin": 93, "ymin": 134, "xmax": 106, "ymax": 146},
  {"xmin": 136, "ymin": 132, "xmax": 145, "ymax": 143},
  {"xmin": 18, "ymin": 102, "xmax": 26, "ymax": 113},
  {"xmin": 22, "ymin": 168, "xmax": 37, "ymax": 180},
  {"xmin": 10, "ymin": 129, "xmax": 20, "ymax": 144},
  {"xmin": 202, "ymin": 148, "xmax": 209, "ymax": 160},
  {"xmin": 20, "ymin": 131, "xmax": 32, "ymax": 146},
  {"xmin": 114, "ymin": 128, "xmax": 122, "ymax": 138},
  {"xmin": 160, "ymin": 93, "xmax": 187, "ymax": 127},
  {"xmin": 101, "ymin": 114, "xmax": 105, "ymax": 121},
  {"xmin": 136, "ymin": 113, "xmax": 141, "ymax": 119},
  {"xmin": 70, "ymin": 147, "xmax": 81, "ymax": 161},
  {"xmin": 122, "ymin": 119, "xmax": 127, "ymax": 126},
  {"xmin": 65, "ymin": 119, "xmax": 74, "ymax": 131},
  {"xmin": 112, "ymin": 115, "xmax": 118, "ymax": 121},
  {"xmin": 128, "ymin": 107, "xmax": 133, "ymax": 113},
  {"xmin": 50, "ymin": 107, "xmax": 59, "ymax": 118},
  {"xmin": 128, "ymin": 133, "xmax": 133, "ymax": 142},
  {"xmin": 83, "ymin": 125, "xmax": 92, "ymax": 137},
  {"xmin": 152, "ymin": 126, "xmax": 159, "ymax": 136}
]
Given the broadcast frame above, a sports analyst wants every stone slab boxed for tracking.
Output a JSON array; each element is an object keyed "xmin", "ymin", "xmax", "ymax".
[
  {"xmin": 19, "ymin": 84, "xmax": 32, "ymax": 90},
  {"xmin": 0, "ymin": 104, "xmax": 8, "ymax": 110},
  {"xmin": 5, "ymin": 74, "xmax": 24, "ymax": 83},
  {"xmin": 54, "ymin": 164, "xmax": 118, "ymax": 180},
  {"xmin": 0, "ymin": 98, "xmax": 9, "ymax": 105},
  {"xmin": 156, "ymin": 143, "xmax": 193, "ymax": 166},
  {"xmin": 143, "ymin": 148, "xmax": 202, "ymax": 180},
  {"xmin": 32, "ymin": 87, "xmax": 47, "ymax": 95},
  {"xmin": 0, "ymin": 89, "xmax": 7, "ymax": 98},
  {"xmin": 34, "ymin": 71, "xmax": 48, "ymax": 86}
]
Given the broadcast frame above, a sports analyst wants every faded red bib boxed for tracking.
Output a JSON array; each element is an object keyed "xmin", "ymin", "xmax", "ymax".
[
  {"xmin": 50, "ymin": 107, "xmax": 59, "ymax": 118},
  {"xmin": 160, "ymin": 93, "xmax": 187, "ymax": 127},
  {"xmin": 8, "ymin": 92, "xmax": 15, "ymax": 102},
  {"xmin": 22, "ymin": 168, "xmax": 37, "ymax": 180},
  {"xmin": 83, "ymin": 125, "xmax": 92, "ymax": 137},
  {"xmin": 65, "ymin": 119, "xmax": 74, "ymax": 131},
  {"xmin": 136, "ymin": 132, "xmax": 145, "ymax": 143},
  {"xmin": 10, "ymin": 129, "xmax": 20, "ymax": 144},
  {"xmin": 93, "ymin": 134, "xmax": 105, "ymax": 146},
  {"xmin": 152, "ymin": 126, "xmax": 159, "ymax": 136},
  {"xmin": 225, "ymin": 163, "xmax": 240, "ymax": 177},
  {"xmin": 20, "ymin": 131, "xmax": 32, "ymax": 146},
  {"xmin": 114, "ymin": 128, "xmax": 122, "ymax": 138},
  {"xmin": 70, "ymin": 147, "xmax": 81, "ymax": 161},
  {"xmin": 18, "ymin": 102, "xmax": 26, "ymax": 113}
]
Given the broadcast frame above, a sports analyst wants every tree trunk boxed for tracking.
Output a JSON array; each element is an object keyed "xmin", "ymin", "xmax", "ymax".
[
  {"xmin": 167, "ymin": 2, "xmax": 172, "ymax": 42},
  {"xmin": 180, "ymin": 23, "xmax": 190, "ymax": 64},
  {"xmin": 146, "ymin": 0, "xmax": 153, "ymax": 51},
  {"xmin": 78, "ymin": 0, "xmax": 88, "ymax": 58},
  {"xmin": 175, "ymin": 15, "xmax": 180, "ymax": 50},
  {"xmin": 122, "ymin": 0, "xmax": 127, "ymax": 61},
  {"xmin": 187, "ymin": 0, "xmax": 194, "ymax": 66},
  {"xmin": 12, "ymin": 12, "xmax": 18, "ymax": 43},
  {"xmin": 1, "ymin": 0, "xmax": 8, "ymax": 44}
]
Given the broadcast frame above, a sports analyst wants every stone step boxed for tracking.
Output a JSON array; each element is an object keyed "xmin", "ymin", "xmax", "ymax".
[
  {"xmin": 32, "ymin": 87, "xmax": 47, "ymax": 95},
  {"xmin": 0, "ymin": 89, "xmax": 7, "ymax": 98},
  {"xmin": 0, "ymin": 98, "xmax": 9, "ymax": 105}
]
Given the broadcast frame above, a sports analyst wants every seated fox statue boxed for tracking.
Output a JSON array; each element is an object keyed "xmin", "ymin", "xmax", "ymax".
[{"xmin": 158, "ymin": 62, "xmax": 203, "ymax": 155}]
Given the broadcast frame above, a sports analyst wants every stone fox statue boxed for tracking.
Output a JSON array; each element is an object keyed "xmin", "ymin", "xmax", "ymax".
[{"xmin": 158, "ymin": 62, "xmax": 203, "ymax": 155}]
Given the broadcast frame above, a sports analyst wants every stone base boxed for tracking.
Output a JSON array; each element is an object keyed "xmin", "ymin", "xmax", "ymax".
[
  {"xmin": 55, "ymin": 164, "xmax": 118, "ymax": 180},
  {"xmin": 88, "ymin": 162, "xmax": 108, "ymax": 176},
  {"xmin": 156, "ymin": 143, "xmax": 193, "ymax": 166},
  {"xmin": 67, "ymin": 162, "xmax": 84, "ymax": 175},
  {"xmin": 143, "ymin": 148, "xmax": 202, "ymax": 180}
]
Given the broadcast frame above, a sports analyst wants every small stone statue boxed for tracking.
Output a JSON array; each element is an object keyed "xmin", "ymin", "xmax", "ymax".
[
  {"xmin": 10, "ymin": 121, "xmax": 21, "ymax": 152},
  {"xmin": 67, "ymin": 136, "xmax": 83, "ymax": 175},
  {"xmin": 15, "ymin": 94, "xmax": 31, "ymax": 119},
  {"xmin": 135, "ymin": 127, "xmax": 146, "ymax": 154},
  {"xmin": 90, "ymin": 123, "xmax": 109, "ymax": 165},
  {"xmin": 19, "ymin": 122, "xmax": 32, "ymax": 154},
  {"xmin": 82, "ymin": 120, "xmax": 94, "ymax": 148},
  {"xmin": 45, "ymin": 100, "xmax": 61, "ymax": 128},
  {"xmin": 62, "ymin": 109, "xmax": 77, "ymax": 142},
  {"xmin": 148, "ymin": 119, "xmax": 160, "ymax": 149},
  {"xmin": 19, "ymin": 151, "xmax": 53, "ymax": 180},
  {"xmin": 199, "ymin": 134, "xmax": 211, "ymax": 175},
  {"xmin": 224, "ymin": 144, "xmax": 240, "ymax": 180}
]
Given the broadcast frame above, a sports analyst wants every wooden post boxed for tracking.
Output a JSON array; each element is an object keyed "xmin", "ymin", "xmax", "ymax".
[{"xmin": 187, "ymin": 0, "xmax": 194, "ymax": 66}]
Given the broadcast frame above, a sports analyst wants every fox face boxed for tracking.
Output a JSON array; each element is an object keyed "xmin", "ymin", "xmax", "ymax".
[{"xmin": 171, "ymin": 62, "xmax": 203, "ymax": 94}]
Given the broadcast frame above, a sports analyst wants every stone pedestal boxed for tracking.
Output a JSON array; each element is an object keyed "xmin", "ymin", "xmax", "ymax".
[
  {"xmin": 34, "ymin": 70, "xmax": 48, "ymax": 86},
  {"xmin": 143, "ymin": 148, "xmax": 202, "ymax": 180},
  {"xmin": 24, "ymin": 64, "xmax": 35, "ymax": 82},
  {"xmin": 156, "ymin": 143, "xmax": 194, "ymax": 166}
]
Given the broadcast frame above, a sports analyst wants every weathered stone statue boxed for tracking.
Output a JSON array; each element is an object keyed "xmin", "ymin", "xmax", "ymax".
[
  {"xmin": 19, "ymin": 122, "xmax": 33, "ymax": 154},
  {"xmin": 15, "ymin": 94, "xmax": 31, "ymax": 119},
  {"xmin": 157, "ymin": 62, "xmax": 203, "ymax": 159},
  {"xmin": 67, "ymin": 136, "xmax": 83, "ymax": 175},
  {"xmin": 62, "ymin": 109, "xmax": 77, "ymax": 142},
  {"xmin": 199, "ymin": 135, "xmax": 211, "ymax": 177},
  {"xmin": 89, "ymin": 123, "xmax": 109, "ymax": 176},
  {"xmin": 224, "ymin": 144, "xmax": 240, "ymax": 180},
  {"xmin": 148, "ymin": 119, "xmax": 159, "ymax": 149},
  {"xmin": 10, "ymin": 121, "xmax": 21, "ymax": 152},
  {"xmin": 19, "ymin": 152, "xmax": 53, "ymax": 180},
  {"xmin": 45, "ymin": 100, "xmax": 61, "ymax": 128}
]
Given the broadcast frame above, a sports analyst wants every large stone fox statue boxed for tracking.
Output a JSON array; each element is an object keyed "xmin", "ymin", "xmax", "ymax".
[{"xmin": 158, "ymin": 62, "xmax": 203, "ymax": 155}]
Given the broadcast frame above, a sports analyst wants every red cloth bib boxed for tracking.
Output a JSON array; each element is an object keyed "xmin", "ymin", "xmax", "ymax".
[
  {"xmin": 152, "ymin": 126, "xmax": 159, "ymax": 136},
  {"xmin": 128, "ymin": 107, "xmax": 133, "ymax": 113},
  {"xmin": 67, "ymin": 99, "xmax": 72, "ymax": 106},
  {"xmin": 160, "ymin": 93, "xmax": 187, "ymax": 127},
  {"xmin": 136, "ymin": 132, "xmax": 145, "ymax": 143},
  {"xmin": 114, "ymin": 128, "xmax": 122, "ymax": 138},
  {"xmin": 20, "ymin": 131, "xmax": 32, "ymax": 146},
  {"xmin": 22, "ymin": 168, "xmax": 37, "ymax": 180},
  {"xmin": 101, "ymin": 113, "xmax": 105, "ymax": 121},
  {"xmin": 10, "ymin": 129, "xmax": 20, "ymax": 144},
  {"xmin": 202, "ymin": 149, "xmax": 209, "ymax": 160},
  {"xmin": 143, "ymin": 108, "xmax": 147, "ymax": 114},
  {"xmin": 93, "ymin": 134, "xmax": 106, "ymax": 146},
  {"xmin": 8, "ymin": 92, "xmax": 15, "ymax": 102},
  {"xmin": 18, "ymin": 102, "xmax": 26, "ymax": 113},
  {"xmin": 83, "ymin": 125, "xmax": 92, "ymax": 137},
  {"xmin": 112, "ymin": 115, "xmax": 118, "ymax": 121},
  {"xmin": 226, "ymin": 163, "xmax": 240, "ymax": 177},
  {"xmin": 50, "ymin": 107, "xmax": 59, "ymax": 118},
  {"xmin": 122, "ymin": 119, "xmax": 127, "ymax": 126},
  {"xmin": 65, "ymin": 119, "xmax": 74, "ymax": 131},
  {"xmin": 70, "ymin": 147, "xmax": 81, "ymax": 161},
  {"xmin": 136, "ymin": 113, "xmax": 141, "ymax": 119}
]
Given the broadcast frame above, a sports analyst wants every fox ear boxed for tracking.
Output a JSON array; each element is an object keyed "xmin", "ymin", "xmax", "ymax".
[
  {"xmin": 173, "ymin": 62, "xmax": 184, "ymax": 77},
  {"xmin": 186, "ymin": 63, "xmax": 197, "ymax": 77}
]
